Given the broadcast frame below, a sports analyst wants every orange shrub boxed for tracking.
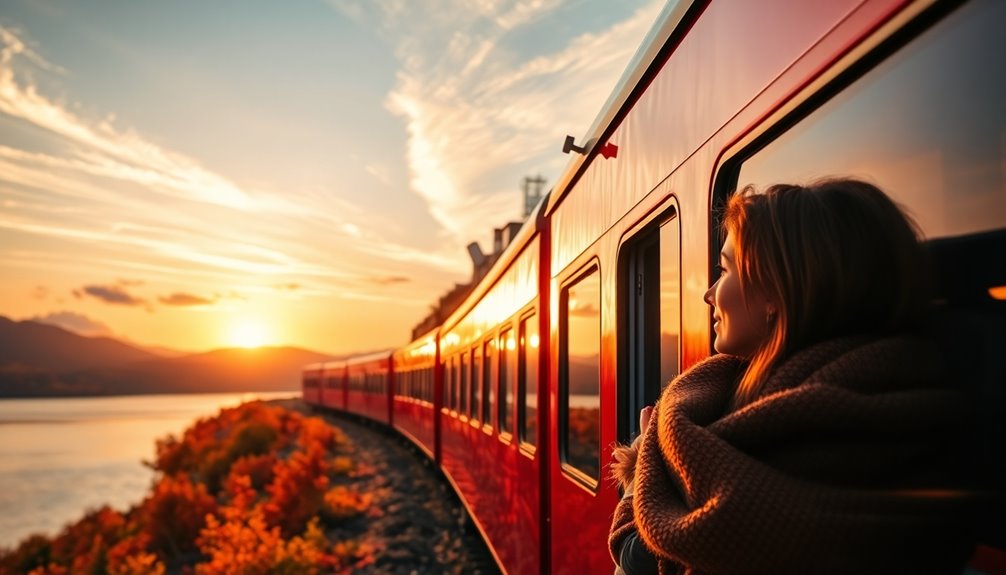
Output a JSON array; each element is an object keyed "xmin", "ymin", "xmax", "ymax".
[
  {"xmin": 1, "ymin": 402, "xmax": 361, "ymax": 575},
  {"xmin": 137, "ymin": 474, "xmax": 216, "ymax": 558}
]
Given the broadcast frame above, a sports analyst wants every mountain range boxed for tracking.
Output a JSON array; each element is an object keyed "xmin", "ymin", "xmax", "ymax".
[{"xmin": 0, "ymin": 316, "xmax": 335, "ymax": 398}]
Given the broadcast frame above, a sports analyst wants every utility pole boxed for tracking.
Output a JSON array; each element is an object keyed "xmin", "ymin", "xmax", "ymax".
[{"xmin": 523, "ymin": 175, "xmax": 547, "ymax": 218}]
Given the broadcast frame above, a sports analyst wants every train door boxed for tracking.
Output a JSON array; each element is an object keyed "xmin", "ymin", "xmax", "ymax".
[{"xmin": 619, "ymin": 207, "xmax": 681, "ymax": 444}]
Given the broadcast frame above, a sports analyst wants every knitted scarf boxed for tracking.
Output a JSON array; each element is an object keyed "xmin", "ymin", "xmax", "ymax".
[{"xmin": 609, "ymin": 336, "xmax": 974, "ymax": 575}]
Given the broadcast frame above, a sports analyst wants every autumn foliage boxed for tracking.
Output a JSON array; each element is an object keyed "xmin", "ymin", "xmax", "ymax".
[{"xmin": 0, "ymin": 401, "xmax": 375, "ymax": 575}]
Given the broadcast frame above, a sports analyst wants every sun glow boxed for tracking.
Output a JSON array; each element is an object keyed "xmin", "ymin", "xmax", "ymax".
[{"xmin": 228, "ymin": 319, "xmax": 272, "ymax": 349}]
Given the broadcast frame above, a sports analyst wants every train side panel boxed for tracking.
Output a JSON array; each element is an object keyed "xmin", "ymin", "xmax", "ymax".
[
  {"xmin": 320, "ymin": 360, "xmax": 346, "ymax": 411},
  {"xmin": 345, "ymin": 351, "xmax": 393, "ymax": 425},
  {"xmin": 439, "ymin": 220, "xmax": 545, "ymax": 575},
  {"xmin": 301, "ymin": 363, "xmax": 324, "ymax": 408},
  {"xmin": 392, "ymin": 331, "xmax": 438, "ymax": 458}
]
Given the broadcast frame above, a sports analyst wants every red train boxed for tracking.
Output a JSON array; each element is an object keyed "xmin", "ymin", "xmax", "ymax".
[{"xmin": 305, "ymin": 0, "xmax": 1006, "ymax": 572}]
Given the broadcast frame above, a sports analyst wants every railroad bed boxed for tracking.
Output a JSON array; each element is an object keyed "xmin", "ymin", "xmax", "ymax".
[{"xmin": 280, "ymin": 399, "xmax": 502, "ymax": 574}]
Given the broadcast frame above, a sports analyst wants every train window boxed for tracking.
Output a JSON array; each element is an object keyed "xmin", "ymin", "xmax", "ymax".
[
  {"xmin": 619, "ymin": 211, "xmax": 681, "ymax": 443},
  {"xmin": 561, "ymin": 267, "xmax": 601, "ymax": 484},
  {"xmin": 458, "ymin": 355, "xmax": 464, "ymax": 414},
  {"xmin": 472, "ymin": 346, "xmax": 482, "ymax": 424},
  {"xmin": 519, "ymin": 314, "xmax": 539, "ymax": 450},
  {"xmin": 460, "ymin": 350, "xmax": 470, "ymax": 417},
  {"xmin": 499, "ymin": 327, "xmax": 516, "ymax": 438},
  {"xmin": 443, "ymin": 360, "xmax": 450, "ymax": 408},
  {"xmin": 738, "ymin": 0, "xmax": 1006, "ymax": 240},
  {"xmin": 482, "ymin": 338, "xmax": 495, "ymax": 428},
  {"xmin": 453, "ymin": 357, "xmax": 461, "ymax": 412}
]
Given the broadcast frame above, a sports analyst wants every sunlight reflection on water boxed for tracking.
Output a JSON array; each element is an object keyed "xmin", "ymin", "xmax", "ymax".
[{"xmin": 0, "ymin": 392, "xmax": 295, "ymax": 548}]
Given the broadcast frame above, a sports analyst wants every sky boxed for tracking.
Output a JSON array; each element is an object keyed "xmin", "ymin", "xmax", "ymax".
[{"xmin": 0, "ymin": 0, "xmax": 664, "ymax": 356}]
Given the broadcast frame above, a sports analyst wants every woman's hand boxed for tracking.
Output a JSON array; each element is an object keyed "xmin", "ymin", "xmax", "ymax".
[{"xmin": 640, "ymin": 405, "xmax": 653, "ymax": 437}]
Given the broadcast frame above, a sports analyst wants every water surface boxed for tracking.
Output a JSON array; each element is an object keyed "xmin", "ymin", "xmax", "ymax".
[{"xmin": 0, "ymin": 392, "xmax": 294, "ymax": 548}]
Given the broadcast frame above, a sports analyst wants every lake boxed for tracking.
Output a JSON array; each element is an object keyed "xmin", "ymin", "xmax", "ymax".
[{"xmin": 0, "ymin": 392, "xmax": 295, "ymax": 548}]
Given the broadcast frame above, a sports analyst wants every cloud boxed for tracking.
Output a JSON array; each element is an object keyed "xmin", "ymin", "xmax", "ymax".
[
  {"xmin": 0, "ymin": 25, "xmax": 295, "ymax": 214},
  {"xmin": 29, "ymin": 310, "xmax": 114, "ymax": 337},
  {"xmin": 74, "ymin": 284, "xmax": 147, "ymax": 307},
  {"xmin": 0, "ymin": 35, "xmax": 469, "ymax": 302},
  {"xmin": 371, "ymin": 1, "xmax": 664, "ymax": 247},
  {"xmin": 370, "ymin": 275, "xmax": 410, "ymax": 286},
  {"xmin": 275, "ymin": 283, "xmax": 301, "ymax": 291},
  {"xmin": 569, "ymin": 301, "xmax": 599, "ymax": 317},
  {"xmin": 157, "ymin": 292, "xmax": 216, "ymax": 307}
]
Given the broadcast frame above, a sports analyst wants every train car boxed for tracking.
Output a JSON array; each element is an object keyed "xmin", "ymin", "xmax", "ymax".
[
  {"xmin": 344, "ymin": 350, "xmax": 394, "ymax": 425},
  {"xmin": 301, "ymin": 362, "xmax": 324, "ymax": 408},
  {"xmin": 320, "ymin": 359, "xmax": 346, "ymax": 411},
  {"xmin": 540, "ymin": 0, "xmax": 1006, "ymax": 571},
  {"xmin": 391, "ymin": 329, "xmax": 439, "ymax": 458},
  {"xmin": 437, "ymin": 194, "xmax": 549, "ymax": 575},
  {"xmin": 306, "ymin": 0, "xmax": 1006, "ymax": 572}
]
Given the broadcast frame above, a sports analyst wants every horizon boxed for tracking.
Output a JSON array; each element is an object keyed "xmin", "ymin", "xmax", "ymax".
[
  {"xmin": 1, "ymin": 313, "xmax": 379, "ymax": 357},
  {"xmin": 0, "ymin": 0, "xmax": 663, "ymax": 356}
]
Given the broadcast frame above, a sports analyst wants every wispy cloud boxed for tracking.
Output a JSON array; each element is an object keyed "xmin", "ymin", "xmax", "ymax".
[
  {"xmin": 0, "ymin": 23, "xmax": 478, "ymax": 308},
  {"xmin": 337, "ymin": 0, "xmax": 663, "ymax": 247},
  {"xmin": 158, "ymin": 292, "xmax": 216, "ymax": 307},
  {"xmin": 74, "ymin": 284, "xmax": 147, "ymax": 307},
  {"xmin": 29, "ymin": 310, "xmax": 113, "ymax": 337},
  {"xmin": 0, "ymin": 26, "xmax": 257, "ymax": 211},
  {"xmin": 369, "ymin": 275, "xmax": 410, "ymax": 286}
]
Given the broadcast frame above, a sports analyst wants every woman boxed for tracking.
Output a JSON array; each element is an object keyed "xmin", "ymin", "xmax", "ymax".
[{"xmin": 609, "ymin": 179, "xmax": 974, "ymax": 574}]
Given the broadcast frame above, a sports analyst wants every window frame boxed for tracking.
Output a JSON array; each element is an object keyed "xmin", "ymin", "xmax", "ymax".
[{"xmin": 558, "ymin": 260, "xmax": 603, "ymax": 489}]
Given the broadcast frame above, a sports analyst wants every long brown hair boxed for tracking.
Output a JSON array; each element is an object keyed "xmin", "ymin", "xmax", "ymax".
[{"xmin": 724, "ymin": 178, "xmax": 929, "ymax": 407}]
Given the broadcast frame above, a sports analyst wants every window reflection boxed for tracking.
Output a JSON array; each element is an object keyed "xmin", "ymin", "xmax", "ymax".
[
  {"xmin": 660, "ymin": 218, "xmax": 681, "ymax": 388},
  {"xmin": 500, "ymin": 329, "xmax": 515, "ymax": 435},
  {"xmin": 472, "ymin": 347, "xmax": 482, "ymax": 423},
  {"xmin": 460, "ymin": 351, "xmax": 469, "ymax": 417},
  {"xmin": 741, "ymin": 0, "xmax": 1006, "ymax": 239},
  {"xmin": 520, "ymin": 315, "xmax": 539, "ymax": 448},
  {"xmin": 482, "ymin": 339, "xmax": 494, "ymax": 425},
  {"xmin": 564, "ymin": 269, "xmax": 601, "ymax": 481}
]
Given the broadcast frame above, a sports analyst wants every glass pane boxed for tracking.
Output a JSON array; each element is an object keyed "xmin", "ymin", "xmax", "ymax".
[
  {"xmin": 660, "ymin": 218, "xmax": 681, "ymax": 388},
  {"xmin": 520, "ymin": 315, "xmax": 539, "ymax": 448},
  {"xmin": 564, "ymin": 270, "xmax": 601, "ymax": 481},
  {"xmin": 740, "ymin": 0, "xmax": 1006, "ymax": 239},
  {"xmin": 444, "ymin": 358, "xmax": 453, "ymax": 409},
  {"xmin": 472, "ymin": 346, "xmax": 482, "ymax": 423},
  {"xmin": 483, "ymin": 339, "xmax": 495, "ymax": 426},
  {"xmin": 500, "ymin": 329, "xmax": 516, "ymax": 435},
  {"xmin": 460, "ymin": 351, "xmax": 469, "ymax": 416}
]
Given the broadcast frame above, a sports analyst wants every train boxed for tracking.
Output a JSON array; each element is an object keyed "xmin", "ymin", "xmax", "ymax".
[{"xmin": 304, "ymin": 0, "xmax": 1006, "ymax": 573}]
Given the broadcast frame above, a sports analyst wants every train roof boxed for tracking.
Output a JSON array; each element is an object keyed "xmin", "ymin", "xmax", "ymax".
[
  {"xmin": 344, "ymin": 348, "xmax": 394, "ymax": 366},
  {"xmin": 545, "ymin": 0, "xmax": 696, "ymax": 215}
]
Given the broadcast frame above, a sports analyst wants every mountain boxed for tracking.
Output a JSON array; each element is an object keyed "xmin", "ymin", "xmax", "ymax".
[
  {"xmin": 0, "ymin": 316, "xmax": 160, "ymax": 371},
  {"xmin": 0, "ymin": 316, "xmax": 334, "ymax": 398}
]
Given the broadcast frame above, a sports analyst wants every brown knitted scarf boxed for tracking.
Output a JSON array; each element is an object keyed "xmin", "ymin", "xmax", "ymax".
[{"xmin": 609, "ymin": 336, "xmax": 974, "ymax": 575}]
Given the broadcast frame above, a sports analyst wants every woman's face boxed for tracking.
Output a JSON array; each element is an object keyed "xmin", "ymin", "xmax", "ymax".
[{"xmin": 703, "ymin": 232, "xmax": 772, "ymax": 357}]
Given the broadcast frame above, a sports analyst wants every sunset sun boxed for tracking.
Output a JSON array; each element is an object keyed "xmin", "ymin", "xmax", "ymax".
[{"xmin": 227, "ymin": 320, "xmax": 272, "ymax": 349}]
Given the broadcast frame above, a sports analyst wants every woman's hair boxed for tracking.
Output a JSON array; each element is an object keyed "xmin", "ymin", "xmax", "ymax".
[{"xmin": 725, "ymin": 178, "xmax": 929, "ymax": 406}]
